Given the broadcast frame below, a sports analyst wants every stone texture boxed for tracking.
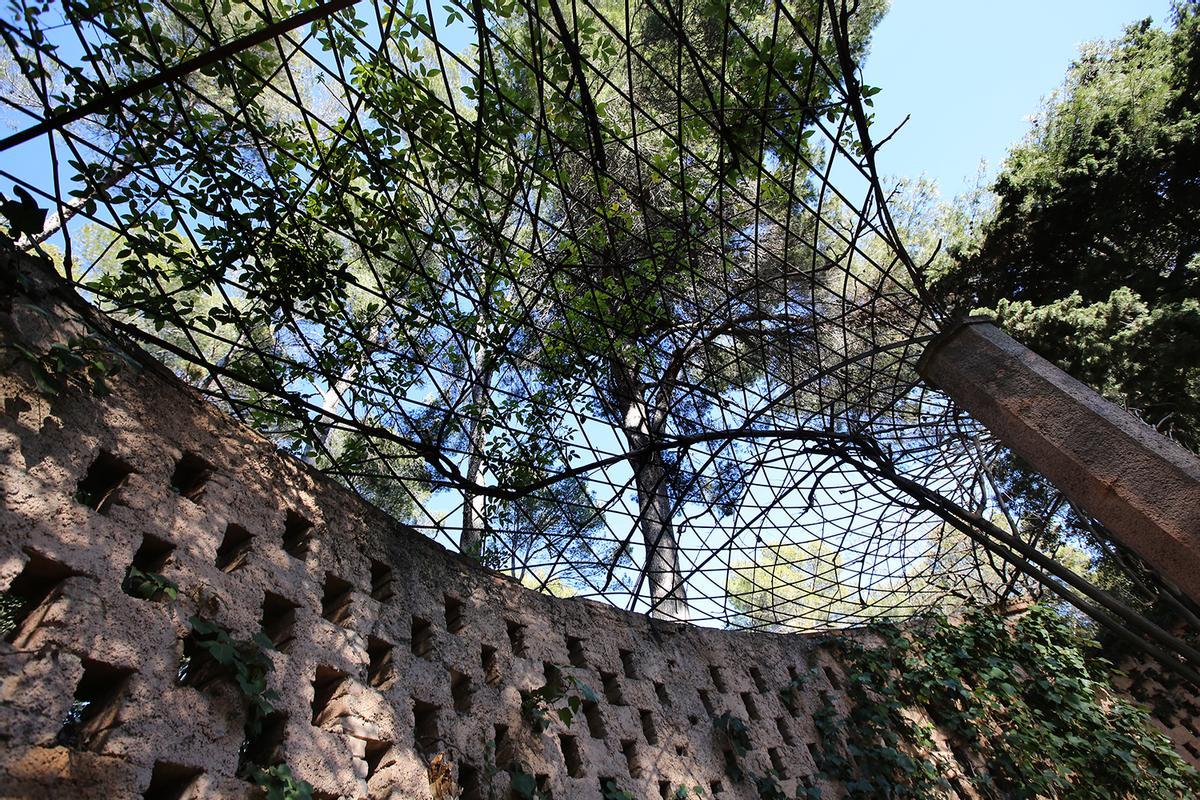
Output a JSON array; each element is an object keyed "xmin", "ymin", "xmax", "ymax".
[
  {"xmin": 0, "ymin": 254, "xmax": 847, "ymax": 798},
  {"xmin": 1, "ymin": 253, "xmax": 1197, "ymax": 799},
  {"xmin": 918, "ymin": 318, "xmax": 1200, "ymax": 603}
]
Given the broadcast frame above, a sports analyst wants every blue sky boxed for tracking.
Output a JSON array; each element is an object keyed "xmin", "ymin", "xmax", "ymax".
[{"xmin": 862, "ymin": 0, "xmax": 1175, "ymax": 197}]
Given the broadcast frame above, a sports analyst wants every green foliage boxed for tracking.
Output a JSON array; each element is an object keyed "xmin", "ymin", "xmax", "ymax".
[
  {"xmin": 600, "ymin": 778, "xmax": 635, "ymax": 800},
  {"xmin": 185, "ymin": 615, "xmax": 280, "ymax": 737},
  {"xmin": 0, "ymin": 185, "xmax": 47, "ymax": 239},
  {"xmin": 988, "ymin": 289, "xmax": 1200, "ymax": 450},
  {"xmin": 121, "ymin": 565, "xmax": 178, "ymax": 601},
  {"xmin": 713, "ymin": 711, "xmax": 790, "ymax": 797},
  {"xmin": 812, "ymin": 605, "xmax": 1200, "ymax": 799},
  {"xmin": 778, "ymin": 675, "xmax": 805, "ymax": 713},
  {"xmin": 0, "ymin": 590, "xmax": 23, "ymax": 639},
  {"xmin": 519, "ymin": 667, "xmax": 598, "ymax": 734},
  {"xmin": 249, "ymin": 763, "xmax": 314, "ymax": 800},
  {"xmin": 509, "ymin": 767, "xmax": 551, "ymax": 800},
  {"xmin": 932, "ymin": 2, "xmax": 1200, "ymax": 451},
  {"xmin": 712, "ymin": 711, "xmax": 752, "ymax": 760},
  {"xmin": 10, "ymin": 333, "xmax": 126, "ymax": 398}
]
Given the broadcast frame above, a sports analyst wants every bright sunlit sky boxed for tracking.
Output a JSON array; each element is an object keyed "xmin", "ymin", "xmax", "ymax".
[{"xmin": 863, "ymin": 0, "xmax": 1174, "ymax": 196}]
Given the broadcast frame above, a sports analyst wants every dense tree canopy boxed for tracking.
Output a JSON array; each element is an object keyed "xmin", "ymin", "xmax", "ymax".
[{"xmin": 932, "ymin": 1, "xmax": 1200, "ymax": 450}]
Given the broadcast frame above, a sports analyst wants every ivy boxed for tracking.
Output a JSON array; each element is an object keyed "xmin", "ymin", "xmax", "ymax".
[
  {"xmin": 778, "ymin": 676, "xmax": 805, "ymax": 714},
  {"xmin": 600, "ymin": 778, "xmax": 635, "ymax": 800},
  {"xmin": 11, "ymin": 334, "xmax": 126, "ymax": 398},
  {"xmin": 250, "ymin": 764, "xmax": 313, "ymax": 800},
  {"xmin": 0, "ymin": 185, "xmax": 47, "ymax": 239},
  {"xmin": 712, "ymin": 711, "xmax": 788, "ymax": 798},
  {"xmin": 184, "ymin": 615, "xmax": 280, "ymax": 737},
  {"xmin": 519, "ymin": 666, "xmax": 598, "ymax": 734},
  {"xmin": 509, "ymin": 767, "xmax": 551, "ymax": 800},
  {"xmin": 810, "ymin": 605, "xmax": 1200, "ymax": 799},
  {"xmin": 122, "ymin": 565, "xmax": 178, "ymax": 601}
]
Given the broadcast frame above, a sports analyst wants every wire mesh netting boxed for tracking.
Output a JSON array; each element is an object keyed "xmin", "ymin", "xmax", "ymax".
[{"xmin": 2, "ymin": 0, "xmax": 1197, "ymax": 662}]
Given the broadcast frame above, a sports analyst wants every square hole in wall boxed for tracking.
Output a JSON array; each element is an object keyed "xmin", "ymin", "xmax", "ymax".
[
  {"xmin": 721, "ymin": 747, "xmax": 740, "ymax": 780},
  {"xmin": 122, "ymin": 534, "xmax": 176, "ymax": 601},
  {"xmin": 142, "ymin": 761, "xmax": 202, "ymax": 800},
  {"xmin": 806, "ymin": 742, "xmax": 821, "ymax": 768},
  {"xmin": 710, "ymin": 779, "xmax": 724, "ymax": 795},
  {"xmin": 56, "ymin": 658, "xmax": 134, "ymax": 750},
  {"xmin": 481, "ymin": 645, "xmax": 501, "ymax": 687},
  {"xmin": 658, "ymin": 781, "xmax": 672, "ymax": 799},
  {"xmin": 600, "ymin": 671, "xmax": 625, "ymax": 706},
  {"xmin": 749, "ymin": 666, "xmax": 767, "ymax": 694},
  {"xmin": 239, "ymin": 710, "xmax": 287, "ymax": 773},
  {"xmin": 367, "ymin": 637, "xmax": 395, "ymax": 689},
  {"xmin": 459, "ymin": 760, "xmax": 483, "ymax": 800},
  {"xmin": 505, "ymin": 620, "xmax": 527, "ymax": 657},
  {"xmin": 444, "ymin": 595, "xmax": 465, "ymax": 633},
  {"xmin": 412, "ymin": 699, "xmax": 440, "ymax": 757},
  {"xmin": 494, "ymin": 724, "xmax": 513, "ymax": 766},
  {"xmin": 321, "ymin": 572, "xmax": 354, "ymax": 627},
  {"xmin": 170, "ymin": 452, "xmax": 214, "ymax": 503},
  {"xmin": 775, "ymin": 717, "xmax": 795, "ymax": 747},
  {"xmin": 823, "ymin": 665, "xmax": 842, "ymax": 690},
  {"xmin": 621, "ymin": 740, "xmax": 642, "ymax": 779},
  {"xmin": 698, "ymin": 689, "xmax": 715, "ymax": 717},
  {"xmin": 542, "ymin": 662, "xmax": 564, "ymax": 695},
  {"xmin": 619, "ymin": 649, "xmax": 637, "ymax": 679},
  {"xmin": 559, "ymin": 734, "xmax": 584, "ymax": 778},
  {"xmin": 583, "ymin": 700, "xmax": 606, "ymax": 739},
  {"xmin": 450, "ymin": 669, "xmax": 473, "ymax": 713},
  {"xmin": 311, "ymin": 667, "xmax": 349, "ymax": 727},
  {"xmin": 215, "ymin": 523, "xmax": 253, "ymax": 572},
  {"xmin": 76, "ymin": 450, "xmax": 133, "ymax": 514},
  {"xmin": 600, "ymin": 777, "xmax": 627, "ymax": 798},
  {"xmin": 364, "ymin": 738, "xmax": 392, "ymax": 783},
  {"xmin": 2, "ymin": 551, "xmax": 78, "ymax": 644},
  {"xmin": 566, "ymin": 636, "xmax": 588, "ymax": 668},
  {"xmin": 411, "ymin": 616, "xmax": 434, "ymax": 658},
  {"xmin": 740, "ymin": 692, "xmax": 760, "ymax": 721},
  {"xmin": 370, "ymin": 560, "xmax": 395, "ymax": 602},
  {"xmin": 654, "ymin": 682, "xmax": 670, "ymax": 707},
  {"xmin": 768, "ymin": 747, "xmax": 788, "ymax": 778},
  {"xmin": 708, "ymin": 665, "xmax": 727, "ymax": 692},
  {"xmin": 639, "ymin": 709, "xmax": 658, "ymax": 744},
  {"xmin": 518, "ymin": 774, "xmax": 550, "ymax": 798},
  {"xmin": 261, "ymin": 592, "xmax": 299, "ymax": 652},
  {"xmin": 281, "ymin": 510, "xmax": 314, "ymax": 560}
]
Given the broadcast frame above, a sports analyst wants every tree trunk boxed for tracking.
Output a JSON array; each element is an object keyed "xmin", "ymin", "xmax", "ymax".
[
  {"xmin": 459, "ymin": 355, "xmax": 494, "ymax": 558},
  {"xmin": 610, "ymin": 357, "xmax": 689, "ymax": 620}
]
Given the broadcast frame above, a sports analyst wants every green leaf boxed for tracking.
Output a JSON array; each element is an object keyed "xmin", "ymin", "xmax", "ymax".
[{"xmin": 0, "ymin": 185, "xmax": 47, "ymax": 237}]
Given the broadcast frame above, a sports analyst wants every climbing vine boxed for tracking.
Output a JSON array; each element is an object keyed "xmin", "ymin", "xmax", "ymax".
[
  {"xmin": 180, "ymin": 615, "xmax": 316, "ymax": 796},
  {"xmin": 519, "ymin": 666, "xmax": 599, "ymax": 734},
  {"xmin": 122, "ymin": 566, "xmax": 178, "ymax": 601},
  {"xmin": 250, "ymin": 763, "xmax": 313, "ymax": 800},
  {"xmin": 10, "ymin": 333, "xmax": 127, "ymax": 398},
  {"xmin": 712, "ymin": 711, "xmax": 788, "ymax": 799},
  {"xmin": 812, "ymin": 605, "xmax": 1200, "ymax": 799}
]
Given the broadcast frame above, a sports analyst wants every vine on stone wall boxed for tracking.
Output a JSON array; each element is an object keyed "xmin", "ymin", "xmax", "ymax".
[{"xmin": 812, "ymin": 605, "xmax": 1200, "ymax": 799}]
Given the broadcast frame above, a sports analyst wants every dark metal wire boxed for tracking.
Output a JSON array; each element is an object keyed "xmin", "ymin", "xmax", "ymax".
[{"xmin": 1, "ymin": 0, "xmax": 1195, "ymax": 676}]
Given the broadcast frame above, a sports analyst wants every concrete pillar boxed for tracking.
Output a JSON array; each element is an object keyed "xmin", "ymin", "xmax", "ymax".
[{"xmin": 917, "ymin": 317, "xmax": 1200, "ymax": 603}]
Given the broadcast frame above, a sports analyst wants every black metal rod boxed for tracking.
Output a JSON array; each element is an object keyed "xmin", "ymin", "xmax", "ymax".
[{"xmin": 0, "ymin": 0, "xmax": 357, "ymax": 153}]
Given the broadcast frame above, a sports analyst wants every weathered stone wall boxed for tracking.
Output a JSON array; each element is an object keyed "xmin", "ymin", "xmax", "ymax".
[
  {"xmin": 2, "ymin": 251, "xmax": 1198, "ymax": 799},
  {"xmin": 0, "ymin": 257, "xmax": 877, "ymax": 799},
  {"xmin": 1112, "ymin": 644, "xmax": 1200, "ymax": 767}
]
